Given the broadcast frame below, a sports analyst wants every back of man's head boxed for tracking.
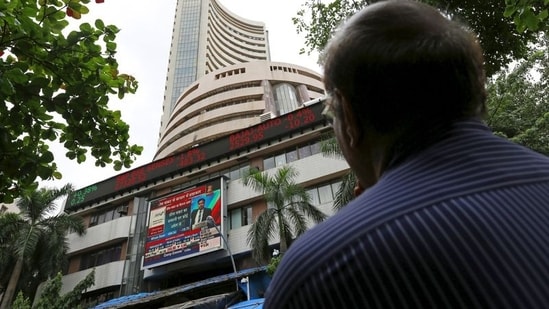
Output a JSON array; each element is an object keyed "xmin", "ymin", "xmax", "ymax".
[{"xmin": 323, "ymin": 0, "xmax": 487, "ymax": 135}]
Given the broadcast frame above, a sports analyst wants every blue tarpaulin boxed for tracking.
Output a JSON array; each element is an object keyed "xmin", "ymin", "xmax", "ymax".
[
  {"xmin": 93, "ymin": 266, "xmax": 267, "ymax": 308},
  {"xmin": 227, "ymin": 298, "xmax": 265, "ymax": 309}
]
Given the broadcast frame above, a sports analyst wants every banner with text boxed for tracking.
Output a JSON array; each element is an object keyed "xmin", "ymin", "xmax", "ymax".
[{"xmin": 143, "ymin": 178, "xmax": 224, "ymax": 269}]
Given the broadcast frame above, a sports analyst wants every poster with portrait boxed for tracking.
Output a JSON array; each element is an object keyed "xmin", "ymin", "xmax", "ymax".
[{"xmin": 143, "ymin": 178, "xmax": 225, "ymax": 269}]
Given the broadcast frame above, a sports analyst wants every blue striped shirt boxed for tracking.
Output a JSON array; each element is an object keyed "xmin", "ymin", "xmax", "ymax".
[{"xmin": 264, "ymin": 120, "xmax": 549, "ymax": 308}]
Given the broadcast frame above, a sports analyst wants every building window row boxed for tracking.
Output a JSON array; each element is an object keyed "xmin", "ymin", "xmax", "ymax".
[
  {"xmin": 79, "ymin": 243, "xmax": 123, "ymax": 271},
  {"xmin": 172, "ymin": 80, "xmax": 261, "ymax": 120},
  {"xmin": 179, "ymin": 114, "xmax": 258, "ymax": 142},
  {"xmin": 225, "ymin": 179, "xmax": 341, "ymax": 231},
  {"xmin": 270, "ymin": 66, "xmax": 298, "ymax": 73},
  {"xmin": 263, "ymin": 140, "xmax": 322, "ymax": 170},
  {"xmin": 89, "ymin": 205, "xmax": 127, "ymax": 227},
  {"xmin": 215, "ymin": 67, "xmax": 246, "ymax": 80},
  {"xmin": 162, "ymin": 95, "xmax": 262, "ymax": 149},
  {"xmin": 307, "ymin": 180, "xmax": 343, "ymax": 206}
]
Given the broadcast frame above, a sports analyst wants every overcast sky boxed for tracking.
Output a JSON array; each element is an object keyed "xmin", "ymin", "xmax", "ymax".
[{"xmin": 42, "ymin": 0, "xmax": 322, "ymax": 192}]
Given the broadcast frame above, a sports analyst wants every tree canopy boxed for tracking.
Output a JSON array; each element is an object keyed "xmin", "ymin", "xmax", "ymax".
[
  {"xmin": 293, "ymin": 0, "xmax": 548, "ymax": 76},
  {"xmin": 0, "ymin": 184, "xmax": 85, "ymax": 309},
  {"xmin": 487, "ymin": 34, "xmax": 549, "ymax": 156},
  {"xmin": 12, "ymin": 270, "xmax": 95, "ymax": 309},
  {"xmin": 504, "ymin": 0, "xmax": 549, "ymax": 32},
  {"xmin": 0, "ymin": 0, "xmax": 142, "ymax": 203}
]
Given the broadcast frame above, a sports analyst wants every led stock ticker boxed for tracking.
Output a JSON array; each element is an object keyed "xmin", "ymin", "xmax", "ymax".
[{"xmin": 67, "ymin": 101, "xmax": 326, "ymax": 209}]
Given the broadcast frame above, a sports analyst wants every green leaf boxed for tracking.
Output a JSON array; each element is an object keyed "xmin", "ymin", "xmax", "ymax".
[
  {"xmin": 95, "ymin": 18, "xmax": 105, "ymax": 30},
  {"xmin": 79, "ymin": 22, "xmax": 93, "ymax": 33}
]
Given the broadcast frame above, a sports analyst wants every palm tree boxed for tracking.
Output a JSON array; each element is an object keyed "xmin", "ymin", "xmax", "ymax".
[
  {"xmin": 0, "ymin": 184, "xmax": 85, "ymax": 309},
  {"xmin": 242, "ymin": 166, "xmax": 327, "ymax": 262}
]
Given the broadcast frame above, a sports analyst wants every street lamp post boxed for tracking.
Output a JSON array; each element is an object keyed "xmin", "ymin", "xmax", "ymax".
[{"xmin": 206, "ymin": 216, "xmax": 239, "ymax": 291}]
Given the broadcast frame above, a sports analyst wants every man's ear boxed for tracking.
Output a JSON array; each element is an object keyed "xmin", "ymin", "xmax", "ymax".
[{"xmin": 340, "ymin": 96, "xmax": 362, "ymax": 148}]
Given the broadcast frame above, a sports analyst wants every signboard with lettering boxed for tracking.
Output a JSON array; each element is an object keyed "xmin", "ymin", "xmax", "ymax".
[
  {"xmin": 66, "ymin": 101, "xmax": 325, "ymax": 210},
  {"xmin": 142, "ymin": 178, "xmax": 226, "ymax": 269}
]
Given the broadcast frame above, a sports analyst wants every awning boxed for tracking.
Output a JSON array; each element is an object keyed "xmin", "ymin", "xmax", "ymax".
[{"xmin": 94, "ymin": 266, "xmax": 267, "ymax": 309}]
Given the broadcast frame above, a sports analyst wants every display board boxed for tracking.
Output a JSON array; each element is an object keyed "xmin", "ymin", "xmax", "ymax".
[
  {"xmin": 142, "ymin": 178, "xmax": 226, "ymax": 269},
  {"xmin": 65, "ymin": 101, "xmax": 325, "ymax": 210}
]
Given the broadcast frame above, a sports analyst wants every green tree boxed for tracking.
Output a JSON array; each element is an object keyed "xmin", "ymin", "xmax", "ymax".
[
  {"xmin": 12, "ymin": 270, "xmax": 95, "ymax": 309},
  {"xmin": 487, "ymin": 35, "xmax": 549, "ymax": 155},
  {"xmin": 293, "ymin": 0, "xmax": 545, "ymax": 76},
  {"xmin": 0, "ymin": 0, "xmax": 142, "ymax": 204},
  {"xmin": 504, "ymin": 0, "xmax": 549, "ymax": 32},
  {"xmin": 0, "ymin": 184, "xmax": 85, "ymax": 309},
  {"xmin": 242, "ymin": 166, "xmax": 327, "ymax": 262}
]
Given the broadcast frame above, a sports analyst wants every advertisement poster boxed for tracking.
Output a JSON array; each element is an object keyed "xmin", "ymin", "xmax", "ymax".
[{"xmin": 143, "ymin": 178, "xmax": 224, "ymax": 269}]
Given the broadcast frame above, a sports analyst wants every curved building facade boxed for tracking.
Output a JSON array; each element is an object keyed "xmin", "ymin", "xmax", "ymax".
[
  {"xmin": 160, "ymin": 0, "xmax": 269, "ymax": 137},
  {"xmin": 155, "ymin": 61, "xmax": 325, "ymax": 159}
]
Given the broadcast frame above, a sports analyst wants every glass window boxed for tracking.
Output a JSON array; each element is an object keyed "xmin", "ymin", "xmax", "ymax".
[
  {"xmin": 239, "ymin": 165, "xmax": 250, "ymax": 178},
  {"xmin": 286, "ymin": 149, "xmax": 298, "ymax": 163},
  {"xmin": 229, "ymin": 206, "xmax": 253, "ymax": 229},
  {"xmin": 79, "ymin": 244, "xmax": 122, "ymax": 271},
  {"xmin": 307, "ymin": 188, "xmax": 320, "ymax": 206},
  {"xmin": 318, "ymin": 184, "xmax": 334, "ymax": 204},
  {"xmin": 97, "ymin": 212, "xmax": 106, "ymax": 225},
  {"xmin": 275, "ymin": 154, "xmax": 286, "ymax": 167},
  {"xmin": 310, "ymin": 142, "xmax": 321, "ymax": 155},
  {"xmin": 263, "ymin": 157, "xmax": 275, "ymax": 170},
  {"xmin": 298, "ymin": 145, "xmax": 312, "ymax": 159},
  {"xmin": 244, "ymin": 206, "xmax": 253, "ymax": 225},
  {"xmin": 229, "ymin": 168, "xmax": 240, "ymax": 180},
  {"xmin": 104, "ymin": 209, "xmax": 115, "ymax": 222},
  {"xmin": 331, "ymin": 181, "xmax": 342, "ymax": 198},
  {"xmin": 273, "ymin": 83, "xmax": 299, "ymax": 115},
  {"xmin": 112, "ymin": 208, "xmax": 122, "ymax": 220},
  {"xmin": 230, "ymin": 208, "xmax": 242, "ymax": 229}
]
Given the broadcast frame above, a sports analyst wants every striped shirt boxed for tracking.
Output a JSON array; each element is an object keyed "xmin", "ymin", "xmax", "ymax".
[{"xmin": 264, "ymin": 120, "xmax": 549, "ymax": 308}]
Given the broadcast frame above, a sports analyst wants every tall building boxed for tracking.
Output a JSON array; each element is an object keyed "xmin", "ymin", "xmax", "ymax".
[
  {"xmin": 46, "ymin": 0, "xmax": 349, "ymax": 307},
  {"xmin": 159, "ymin": 0, "xmax": 270, "ymax": 142},
  {"xmin": 156, "ymin": 60, "xmax": 325, "ymax": 159}
]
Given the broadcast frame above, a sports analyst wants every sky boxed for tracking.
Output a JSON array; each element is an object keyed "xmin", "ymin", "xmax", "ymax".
[{"xmin": 43, "ymin": 0, "xmax": 322, "ymax": 192}]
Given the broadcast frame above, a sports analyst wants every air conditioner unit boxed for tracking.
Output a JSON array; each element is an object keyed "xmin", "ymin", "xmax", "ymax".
[
  {"xmin": 117, "ymin": 205, "xmax": 129, "ymax": 215},
  {"xmin": 259, "ymin": 112, "xmax": 273, "ymax": 122}
]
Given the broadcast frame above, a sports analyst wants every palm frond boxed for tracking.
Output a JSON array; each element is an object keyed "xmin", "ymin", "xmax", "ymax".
[
  {"xmin": 296, "ymin": 200, "xmax": 328, "ymax": 224},
  {"xmin": 41, "ymin": 214, "xmax": 86, "ymax": 236},
  {"xmin": 284, "ymin": 206, "xmax": 308, "ymax": 237},
  {"xmin": 320, "ymin": 134, "xmax": 343, "ymax": 158},
  {"xmin": 333, "ymin": 172, "xmax": 357, "ymax": 211},
  {"xmin": 15, "ymin": 226, "xmax": 41, "ymax": 260},
  {"xmin": 247, "ymin": 208, "xmax": 277, "ymax": 262}
]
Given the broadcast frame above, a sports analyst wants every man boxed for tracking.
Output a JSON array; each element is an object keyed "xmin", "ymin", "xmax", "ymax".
[
  {"xmin": 264, "ymin": 1, "xmax": 549, "ymax": 308},
  {"xmin": 191, "ymin": 198, "xmax": 211, "ymax": 226}
]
